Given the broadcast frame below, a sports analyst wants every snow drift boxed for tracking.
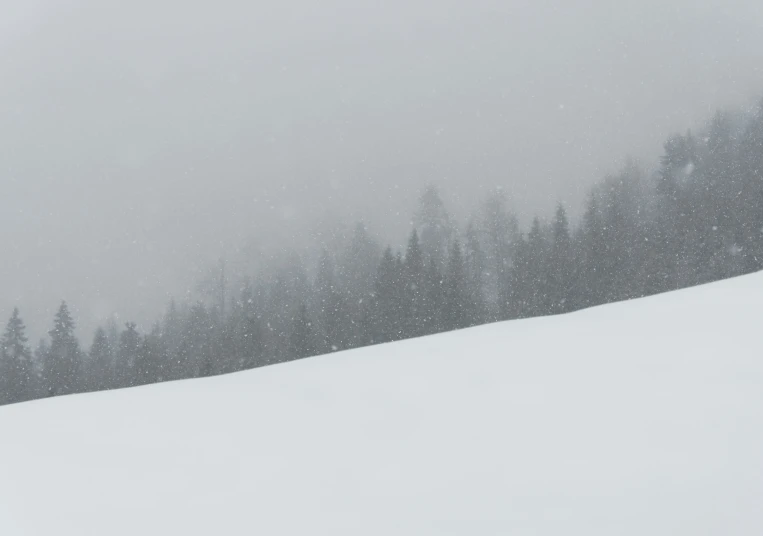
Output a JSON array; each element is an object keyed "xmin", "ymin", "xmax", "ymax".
[{"xmin": 1, "ymin": 273, "xmax": 763, "ymax": 535}]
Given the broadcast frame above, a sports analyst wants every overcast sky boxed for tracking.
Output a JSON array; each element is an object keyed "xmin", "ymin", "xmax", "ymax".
[{"xmin": 1, "ymin": 0, "xmax": 762, "ymax": 342}]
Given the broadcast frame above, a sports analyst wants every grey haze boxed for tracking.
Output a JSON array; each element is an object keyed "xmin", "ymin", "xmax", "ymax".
[{"xmin": 0, "ymin": 0, "xmax": 762, "ymax": 340}]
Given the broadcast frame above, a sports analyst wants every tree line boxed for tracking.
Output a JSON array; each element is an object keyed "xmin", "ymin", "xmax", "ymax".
[{"xmin": 1, "ymin": 100, "xmax": 762, "ymax": 405}]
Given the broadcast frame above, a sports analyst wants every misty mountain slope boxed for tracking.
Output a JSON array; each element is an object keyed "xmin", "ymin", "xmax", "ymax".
[
  {"xmin": 3, "ymin": 0, "xmax": 763, "ymax": 342},
  {"xmin": 1, "ymin": 272, "xmax": 763, "ymax": 535}
]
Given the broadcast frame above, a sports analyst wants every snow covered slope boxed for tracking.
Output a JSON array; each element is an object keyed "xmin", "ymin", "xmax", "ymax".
[{"xmin": 2, "ymin": 273, "xmax": 763, "ymax": 535}]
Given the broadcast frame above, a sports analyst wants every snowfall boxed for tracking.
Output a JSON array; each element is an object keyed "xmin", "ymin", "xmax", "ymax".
[{"xmin": 1, "ymin": 273, "xmax": 762, "ymax": 535}]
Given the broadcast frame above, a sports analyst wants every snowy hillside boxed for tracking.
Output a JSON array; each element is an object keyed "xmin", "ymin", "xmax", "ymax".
[{"xmin": 1, "ymin": 273, "xmax": 762, "ymax": 536}]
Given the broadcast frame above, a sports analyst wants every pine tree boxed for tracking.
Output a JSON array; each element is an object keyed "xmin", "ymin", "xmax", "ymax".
[
  {"xmin": 185, "ymin": 303, "xmax": 215, "ymax": 377},
  {"xmin": 580, "ymin": 193, "xmax": 607, "ymax": 307},
  {"xmin": 316, "ymin": 249, "xmax": 346, "ymax": 352},
  {"xmin": 464, "ymin": 222, "xmax": 487, "ymax": 325},
  {"xmin": 443, "ymin": 240, "xmax": 468, "ymax": 331},
  {"xmin": 603, "ymin": 163, "xmax": 650, "ymax": 300},
  {"xmin": 0, "ymin": 347, "xmax": 8, "ymax": 405},
  {"xmin": 0, "ymin": 308, "xmax": 33, "ymax": 404},
  {"xmin": 88, "ymin": 327, "xmax": 113, "ymax": 391},
  {"xmin": 371, "ymin": 247, "xmax": 403, "ymax": 343},
  {"xmin": 423, "ymin": 259, "xmax": 445, "ymax": 335},
  {"xmin": 654, "ymin": 131, "xmax": 698, "ymax": 290},
  {"xmin": 32, "ymin": 339, "xmax": 49, "ymax": 398},
  {"xmin": 341, "ymin": 221, "xmax": 380, "ymax": 299},
  {"xmin": 231, "ymin": 284, "xmax": 264, "ymax": 370},
  {"xmin": 552, "ymin": 204, "xmax": 570, "ymax": 248},
  {"xmin": 135, "ymin": 328, "xmax": 167, "ymax": 385},
  {"xmin": 526, "ymin": 217, "xmax": 550, "ymax": 316},
  {"xmin": 263, "ymin": 275, "xmax": 293, "ymax": 363},
  {"xmin": 116, "ymin": 322, "xmax": 141, "ymax": 386},
  {"xmin": 549, "ymin": 204, "xmax": 571, "ymax": 314},
  {"xmin": 290, "ymin": 304, "xmax": 316, "ymax": 359},
  {"xmin": 44, "ymin": 301, "xmax": 83, "ymax": 397},
  {"xmin": 736, "ymin": 100, "xmax": 763, "ymax": 272},
  {"xmin": 340, "ymin": 223, "xmax": 381, "ymax": 350},
  {"xmin": 415, "ymin": 185, "xmax": 453, "ymax": 270},
  {"xmin": 696, "ymin": 111, "xmax": 740, "ymax": 281},
  {"xmin": 402, "ymin": 230, "xmax": 426, "ymax": 338},
  {"xmin": 480, "ymin": 189, "xmax": 520, "ymax": 318}
]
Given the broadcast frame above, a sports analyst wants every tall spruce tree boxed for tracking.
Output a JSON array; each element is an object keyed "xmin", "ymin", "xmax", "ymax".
[
  {"xmin": 371, "ymin": 248, "xmax": 403, "ymax": 343},
  {"xmin": 526, "ymin": 217, "xmax": 550, "ymax": 316},
  {"xmin": 341, "ymin": 222, "xmax": 380, "ymax": 299},
  {"xmin": 423, "ymin": 259, "xmax": 445, "ymax": 335},
  {"xmin": 550, "ymin": 204, "xmax": 571, "ymax": 314},
  {"xmin": 443, "ymin": 240, "xmax": 468, "ymax": 331},
  {"xmin": 44, "ymin": 301, "xmax": 82, "ymax": 397},
  {"xmin": 290, "ymin": 304, "xmax": 316, "ymax": 359},
  {"xmin": 402, "ymin": 230, "xmax": 426, "ymax": 338},
  {"xmin": 316, "ymin": 249, "xmax": 346, "ymax": 352},
  {"xmin": 580, "ymin": 192, "xmax": 607, "ymax": 307},
  {"xmin": 230, "ymin": 285, "xmax": 264, "ymax": 370},
  {"xmin": 135, "ymin": 328, "xmax": 167, "ymax": 385},
  {"xmin": 0, "ymin": 308, "xmax": 33, "ymax": 404},
  {"xmin": 415, "ymin": 185, "xmax": 453, "ymax": 270},
  {"xmin": 481, "ymin": 189, "xmax": 520, "ymax": 319},
  {"xmin": 88, "ymin": 327, "xmax": 113, "ymax": 392},
  {"xmin": 736, "ymin": 100, "xmax": 763, "ymax": 272},
  {"xmin": 464, "ymin": 222, "xmax": 487, "ymax": 326},
  {"xmin": 116, "ymin": 322, "xmax": 141, "ymax": 386}
]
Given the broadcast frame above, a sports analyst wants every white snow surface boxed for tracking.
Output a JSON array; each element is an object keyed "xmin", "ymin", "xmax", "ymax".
[{"xmin": 2, "ymin": 273, "xmax": 763, "ymax": 535}]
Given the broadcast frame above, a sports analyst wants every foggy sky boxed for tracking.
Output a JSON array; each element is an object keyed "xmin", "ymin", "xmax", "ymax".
[{"xmin": 1, "ymin": 0, "xmax": 762, "ymax": 342}]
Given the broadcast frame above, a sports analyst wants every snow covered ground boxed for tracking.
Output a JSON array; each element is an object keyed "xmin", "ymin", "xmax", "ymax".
[{"xmin": 1, "ymin": 273, "xmax": 763, "ymax": 535}]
